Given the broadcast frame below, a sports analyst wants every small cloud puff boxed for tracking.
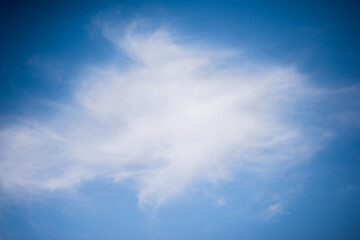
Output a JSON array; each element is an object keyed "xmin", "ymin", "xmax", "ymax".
[{"xmin": 261, "ymin": 203, "xmax": 288, "ymax": 220}]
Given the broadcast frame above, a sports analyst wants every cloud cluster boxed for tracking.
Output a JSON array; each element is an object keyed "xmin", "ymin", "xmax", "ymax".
[{"xmin": 0, "ymin": 22, "xmax": 316, "ymax": 207}]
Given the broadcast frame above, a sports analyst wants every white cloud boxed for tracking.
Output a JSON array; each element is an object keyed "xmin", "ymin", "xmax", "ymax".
[
  {"xmin": 0, "ymin": 21, "xmax": 318, "ymax": 208},
  {"xmin": 261, "ymin": 203, "xmax": 287, "ymax": 220}
]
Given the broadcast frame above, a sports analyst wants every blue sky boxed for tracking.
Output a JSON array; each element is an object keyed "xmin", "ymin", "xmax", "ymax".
[{"xmin": 0, "ymin": 1, "xmax": 359, "ymax": 239}]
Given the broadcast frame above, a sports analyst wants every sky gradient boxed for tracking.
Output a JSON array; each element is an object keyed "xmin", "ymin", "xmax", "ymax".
[{"xmin": 0, "ymin": 1, "xmax": 359, "ymax": 239}]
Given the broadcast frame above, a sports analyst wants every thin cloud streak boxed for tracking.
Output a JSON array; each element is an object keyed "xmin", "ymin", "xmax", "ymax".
[{"xmin": 0, "ymin": 21, "xmax": 320, "ymax": 208}]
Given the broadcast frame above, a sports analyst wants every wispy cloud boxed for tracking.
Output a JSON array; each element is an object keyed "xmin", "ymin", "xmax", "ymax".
[
  {"xmin": 0, "ymin": 20, "xmax": 322, "ymax": 208},
  {"xmin": 261, "ymin": 203, "xmax": 287, "ymax": 220}
]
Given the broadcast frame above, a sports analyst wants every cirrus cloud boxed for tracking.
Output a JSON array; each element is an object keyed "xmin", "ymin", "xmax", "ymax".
[{"xmin": 0, "ymin": 21, "xmax": 319, "ymax": 208}]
